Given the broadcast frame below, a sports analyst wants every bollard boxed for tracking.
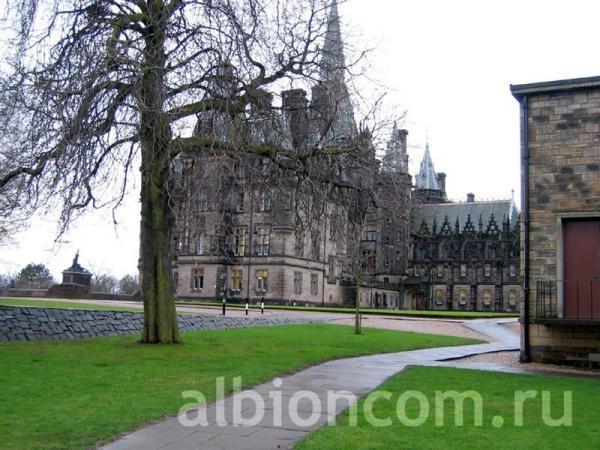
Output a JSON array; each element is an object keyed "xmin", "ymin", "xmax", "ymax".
[
  {"xmin": 245, "ymin": 302, "xmax": 249, "ymax": 316},
  {"xmin": 222, "ymin": 297, "xmax": 226, "ymax": 316}
]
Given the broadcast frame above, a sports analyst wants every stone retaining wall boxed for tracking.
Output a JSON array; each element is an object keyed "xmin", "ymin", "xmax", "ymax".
[{"xmin": 0, "ymin": 306, "xmax": 317, "ymax": 342}]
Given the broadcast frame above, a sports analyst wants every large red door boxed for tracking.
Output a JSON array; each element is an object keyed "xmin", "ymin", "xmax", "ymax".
[{"xmin": 562, "ymin": 219, "xmax": 600, "ymax": 319}]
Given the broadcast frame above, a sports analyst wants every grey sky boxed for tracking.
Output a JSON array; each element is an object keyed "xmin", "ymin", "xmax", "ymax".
[{"xmin": 2, "ymin": 0, "xmax": 600, "ymax": 278}]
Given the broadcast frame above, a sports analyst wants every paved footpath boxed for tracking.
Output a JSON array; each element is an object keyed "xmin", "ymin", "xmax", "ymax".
[{"xmin": 102, "ymin": 320, "xmax": 521, "ymax": 450}]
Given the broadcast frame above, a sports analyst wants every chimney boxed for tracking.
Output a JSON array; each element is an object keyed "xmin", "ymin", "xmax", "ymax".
[
  {"xmin": 282, "ymin": 89, "xmax": 308, "ymax": 148},
  {"xmin": 398, "ymin": 129, "xmax": 408, "ymax": 154},
  {"xmin": 467, "ymin": 193, "xmax": 475, "ymax": 203},
  {"xmin": 437, "ymin": 172, "xmax": 447, "ymax": 197}
]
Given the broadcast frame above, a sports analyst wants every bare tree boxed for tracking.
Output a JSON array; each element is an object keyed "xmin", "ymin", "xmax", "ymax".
[
  {"xmin": 91, "ymin": 273, "xmax": 119, "ymax": 294},
  {"xmin": 0, "ymin": 0, "xmax": 384, "ymax": 343},
  {"xmin": 119, "ymin": 274, "xmax": 140, "ymax": 295},
  {"xmin": 0, "ymin": 273, "xmax": 15, "ymax": 296}
]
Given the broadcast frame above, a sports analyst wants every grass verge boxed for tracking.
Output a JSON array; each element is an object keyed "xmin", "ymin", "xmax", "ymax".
[
  {"xmin": 176, "ymin": 301, "xmax": 519, "ymax": 319},
  {"xmin": 0, "ymin": 324, "xmax": 478, "ymax": 449},
  {"xmin": 296, "ymin": 366, "xmax": 600, "ymax": 450},
  {"xmin": 0, "ymin": 297, "xmax": 141, "ymax": 312}
]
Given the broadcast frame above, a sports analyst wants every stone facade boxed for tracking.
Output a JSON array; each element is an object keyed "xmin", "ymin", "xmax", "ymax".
[
  {"xmin": 405, "ymin": 197, "xmax": 521, "ymax": 312},
  {"xmin": 0, "ymin": 306, "xmax": 320, "ymax": 342},
  {"xmin": 170, "ymin": 3, "xmax": 520, "ymax": 311},
  {"xmin": 512, "ymin": 76, "xmax": 600, "ymax": 367}
]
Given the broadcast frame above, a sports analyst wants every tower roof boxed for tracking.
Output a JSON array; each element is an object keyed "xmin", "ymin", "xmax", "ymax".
[{"xmin": 415, "ymin": 143, "xmax": 439, "ymax": 190}]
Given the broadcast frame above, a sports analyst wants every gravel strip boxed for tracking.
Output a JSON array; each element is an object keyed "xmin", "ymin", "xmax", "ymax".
[{"xmin": 458, "ymin": 351, "xmax": 600, "ymax": 377}]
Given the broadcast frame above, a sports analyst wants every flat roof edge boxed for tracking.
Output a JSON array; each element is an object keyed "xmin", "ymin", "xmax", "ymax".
[{"xmin": 510, "ymin": 75, "xmax": 600, "ymax": 99}]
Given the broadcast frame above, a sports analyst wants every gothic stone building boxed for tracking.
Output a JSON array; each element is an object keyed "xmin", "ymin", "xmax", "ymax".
[{"xmin": 171, "ymin": 2, "xmax": 521, "ymax": 311}]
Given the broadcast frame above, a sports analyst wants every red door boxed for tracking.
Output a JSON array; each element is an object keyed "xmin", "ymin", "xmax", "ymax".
[{"xmin": 562, "ymin": 219, "xmax": 600, "ymax": 319}]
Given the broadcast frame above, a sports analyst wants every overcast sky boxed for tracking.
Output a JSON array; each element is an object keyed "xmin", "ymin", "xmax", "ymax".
[{"xmin": 3, "ymin": 0, "xmax": 600, "ymax": 279}]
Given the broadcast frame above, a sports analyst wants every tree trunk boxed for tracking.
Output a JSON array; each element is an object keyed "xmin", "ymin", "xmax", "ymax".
[
  {"xmin": 355, "ymin": 279, "xmax": 362, "ymax": 335},
  {"xmin": 138, "ymin": 5, "xmax": 180, "ymax": 344}
]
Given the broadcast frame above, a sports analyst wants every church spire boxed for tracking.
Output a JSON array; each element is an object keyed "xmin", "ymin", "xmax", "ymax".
[
  {"xmin": 312, "ymin": 1, "xmax": 357, "ymax": 143},
  {"xmin": 320, "ymin": 0, "xmax": 345, "ymax": 83},
  {"xmin": 415, "ymin": 142, "xmax": 439, "ymax": 190}
]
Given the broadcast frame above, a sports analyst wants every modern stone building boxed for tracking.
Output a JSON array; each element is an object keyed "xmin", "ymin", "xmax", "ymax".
[
  {"xmin": 170, "ymin": 2, "xmax": 521, "ymax": 311},
  {"xmin": 512, "ymin": 76, "xmax": 600, "ymax": 367}
]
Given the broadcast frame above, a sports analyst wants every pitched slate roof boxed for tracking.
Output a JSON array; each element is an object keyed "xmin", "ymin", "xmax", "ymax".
[{"xmin": 413, "ymin": 199, "xmax": 519, "ymax": 231}]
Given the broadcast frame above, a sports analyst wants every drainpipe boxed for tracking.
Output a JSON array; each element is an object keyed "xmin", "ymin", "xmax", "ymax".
[
  {"xmin": 322, "ymin": 216, "xmax": 326, "ymax": 306},
  {"xmin": 520, "ymin": 94, "xmax": 532, "ymax": 363}
]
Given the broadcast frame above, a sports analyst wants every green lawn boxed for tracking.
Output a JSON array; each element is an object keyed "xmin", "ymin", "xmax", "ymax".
[
  {"xmin": 0, "ymin": 324, "xmax": 478, "ymax": 449},
  {"xmin": 296, "ymin": 366, "xmax": 600, "ymax": 450},
  {"xmin": 0, "ymin": 297, "xmax": 142, "ymax": 312},
  {"xmin": 177, "ymin": 301, "xmax": 519, "ymax": 319}
]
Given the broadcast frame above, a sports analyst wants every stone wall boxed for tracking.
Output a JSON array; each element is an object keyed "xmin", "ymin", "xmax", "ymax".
[
  {"xmin": 0, "ymin": 306, "xmax": 318, "ymax": 342},
  {"xmin": 523, "ymin": 86, "xmax": 600, "ymax": 367}
]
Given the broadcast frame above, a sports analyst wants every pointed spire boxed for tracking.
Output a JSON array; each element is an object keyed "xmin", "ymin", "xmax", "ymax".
[
  {"xmin": 415, "ymin": 142, "xmax": 439, "ymax": 190},
  {"xmin": 320, "ymin": 1, "xmax": 345, "ymax": 83},
  {"xmin": 313, "ymin": 1, "xmax": 357, "ymax": 143}
]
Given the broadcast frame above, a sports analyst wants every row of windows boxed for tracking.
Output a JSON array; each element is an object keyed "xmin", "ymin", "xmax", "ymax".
[
  {"xmin": 195, "ymin": 189, "xmax": 292, "ymax": 213},
  {"xmin": 363, "ymin": 228, "xmax": 406, "ymax": 242},
  {"xmin": 434, "ymin": 288, "xmax": 518, "ymax": 306},
  {"xmin": 189, "ymin": 268, "xmax": 319, "ymax": 296},
  {"xmin": 414, "ymin": 264, "xmax": 517, "ymax": 278}
]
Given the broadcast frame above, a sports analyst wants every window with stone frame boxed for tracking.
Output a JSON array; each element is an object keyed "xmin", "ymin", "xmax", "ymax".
[
  {"xmin": 195, "ymin": 236, "xmax": 205, "ymax": 255},
  {"xmin": 483, "ymin": 289, "xmax": 492, "ymax": 305},
  {"xmin": 294, "ymin": 271, "xmax": 303, "ymax": 294},
  {"xmin": 311, "ymin": 232, "xmax": 321, "ymax": 260},
  {"xmin": 255, "ymin": 225, "xmax": 270, "ymax": 256},
  {"xmin": 231, "ymin": 269, "xmax": 243, "ymax": 291},
  {"xmin": 198, "ymin": 191, "xmax": 208, "ymax": 211},
  {"xmin": 509, "ymin": 264, "xmax": 516, "ymax": 277},
  {"xmin": 437, "ymin": 264, "xmax": 444, "ymax": 277},
  {"xmin": 260, "ymin": 157, "xmax": 270, "ymax": 177},
  {"xmin": 310, "ymin": 273, "xmax": 318, "ymax": 296},
  {"xmin": 294, "ymin": 230, "xmax": 304, "ymax": 257},
  {"xmin": 384, "ymin": 256, "xmax": 390, "ymax": 267},
  {"xmin": 192, "ymin": 268, "xmax": 204, "ymax": 291},
  {"xmin": 459, "ymin": 288, "xmax": 468, "ymax": 305},
  {"xmin": 435, "ymin": 289, "xmax": 444, "ymax": 305},
  {"xmin": 255, "ymin": 270, "xmax": 268, "ymax": 293},
  {"xmin": 235, "ymin": 191, "xmax": 244, "ymax": 213},
  {"xmin": 484, "ymin": 263, "xmax": 492, "ymax": 277},
  {"xmin": 509, "ymin": 289, "xmax": 517, "ymax": 306},
  {"xmin": 414, "ymin": 265, "xmax": 421, "ymax": 277},
  {"xmin": 460, "ymin": 264, "xmax": 467, "ymax": 278},
  {"xmin": 395, "ymin": 249, "xmax": 402, "ymax": 264},
  {"xmin": 258, "ymin": 190, "xmax": 271, "ymax": 212},
  {"xmin": 282, "ymin": 191, "xmax": 293, "ymax": 211},
  {"xmin": 364, "ymin": 229, "xmax": 377, "ymax": 241},
  {"xmin": 234, "ymin": 227, "xmax": 246, "ymax": 256},
  {"xmin": 328, "ymin": 256, "xmax": 335, "ymax": 278},
  {"xmin": 396, "ymin": 227, "xmax": 404, "ymax": 242}
]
